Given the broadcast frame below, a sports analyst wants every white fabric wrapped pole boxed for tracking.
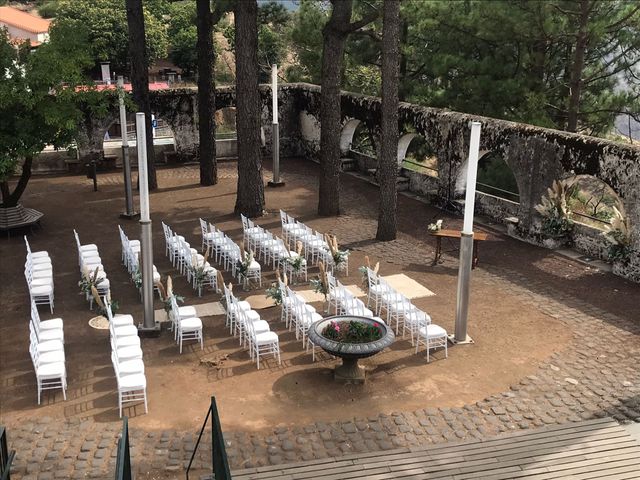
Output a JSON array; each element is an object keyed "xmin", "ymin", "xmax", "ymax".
[
  {"xmin": 462, "ymin": 121, "xmax": 482, "ymax": 235},
  {"xmin": 136, "ymin": 112, "xmax": 150, "ymax": 222}
]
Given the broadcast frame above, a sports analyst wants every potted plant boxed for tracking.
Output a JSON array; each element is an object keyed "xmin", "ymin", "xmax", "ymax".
[
  {"xmin": 307, "ymin": 315, "xmax": 395, "ymax": 383},
  {"xmin": 602, "ymin": 207, "xmax": 634, "ymax": 275},
  {"xmin": 534, "ymin": 180, "xmax": 576, "ymax": 248}
]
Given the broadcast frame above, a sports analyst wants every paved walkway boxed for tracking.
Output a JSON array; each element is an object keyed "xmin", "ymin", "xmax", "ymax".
[{"xmin": 2, "ymin": 162, "xmax": 639, "ymax": 479}]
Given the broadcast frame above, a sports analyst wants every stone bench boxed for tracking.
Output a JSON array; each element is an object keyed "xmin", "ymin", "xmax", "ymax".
[{"xmin": 0, "ymin": 204, "xmax": 44, "ymax": 237}]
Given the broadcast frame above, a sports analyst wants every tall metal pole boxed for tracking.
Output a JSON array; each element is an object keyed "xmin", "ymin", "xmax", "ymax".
[
  {"xmin": 118, "ymin": 76, "xmax": 138, "ymax": 219},
  {"xmin": 136, "ymin": 112, "xmax": 158, "ymax": 333},
  {"xmin": 453, "ymin": 121, "xmax": 482, "ymax": 344},
  {"xmin": 268, "ymin": 64, "xmax": 285, "ymax": 188}
]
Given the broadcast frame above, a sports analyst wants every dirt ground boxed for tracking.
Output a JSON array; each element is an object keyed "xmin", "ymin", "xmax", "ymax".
[{"xmin": 1, "ymin": 158, "xmax": 637, "ymax": 436}]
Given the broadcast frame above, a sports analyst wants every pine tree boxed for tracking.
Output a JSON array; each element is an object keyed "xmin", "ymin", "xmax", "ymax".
[
  {"xmin": 125, "ymin": 0, "xmax": 157, "ymax": 189},
  {"xmin": 376, "ymin": 0, "xmax": 400, "ymax": 241},
  {"xmin": 234, "ymin": 0, "xmax": 265, "ymax": 217}
]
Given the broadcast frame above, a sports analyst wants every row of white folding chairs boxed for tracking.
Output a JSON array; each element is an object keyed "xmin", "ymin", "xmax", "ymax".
[
  {"xmin": 105, "ymin": 301, "xmax": 148, "ymax": 417},
  {"xmin": 177, "ymin": 234, "xmax": 219, "ymax": 296},
  {"xmin": 364, "ymin": 268, "xmax": 448, "ymax": 362},
  {"xmin": 163, "ymin": 222, "xmax": 219, "ymax": 296},
  {"xmin": 241, "ymin": 215, "xmax": 307, "ymax": 282},
  {"xmin": 279, "ymin": 210, "xmax": 345, "ymax": 273},
  {"xmin": 119, "ymin": 225, "xmax": 161, "ymax": 299},
  {"xmin": 200, "ymin": 219, "xmax": 261, "ymax": 288},
  {"xmin": 74, "ymin": 230, "xmax": 110, "ymax": 309},
  {"xmin": 326, "ymin": 272, "xmax": 380, "ymax": 320},
  {"xmin": 29, "ymin": 301, "xmax": 66, "ymax": 404},
  {"xmin": 168, "ymin": 295, "xmax": 203, "ymax": 353},
  {"xmin": 280, "ymin": 281, "xmax": 318, "ymax": 360},
  {"xmin": 24, "ymin": 236, "xmax": 55, "ymax": 313},
  {"xmin": 222, "ymin": 283, "xmax": 280, "ymax": 369}
]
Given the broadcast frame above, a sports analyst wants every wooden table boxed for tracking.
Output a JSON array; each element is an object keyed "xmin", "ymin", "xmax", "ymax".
[{"xmin": 430, "ymin": 229, "xmax": 488, "ymax": 268}]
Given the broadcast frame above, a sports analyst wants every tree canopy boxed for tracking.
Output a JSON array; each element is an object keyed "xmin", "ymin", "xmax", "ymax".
[
  {"xmin": 0, "ymin": 24, "xmax": 93, "ymax": 206},
  {"xmin": 289, "ymin": 0, "xmax": 640, "ymax": 137},
  {"xmin": 54, "ymin": 0, "xmax": 169, "ymax": 73}
]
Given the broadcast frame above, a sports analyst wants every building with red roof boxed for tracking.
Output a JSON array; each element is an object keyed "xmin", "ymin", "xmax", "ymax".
[{"xmin": 0, "ymin": 6, "xmax": 51, "ymax": 47}]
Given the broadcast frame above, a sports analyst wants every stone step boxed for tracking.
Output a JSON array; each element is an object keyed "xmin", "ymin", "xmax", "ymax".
[
  {"xmin": 397, "ymin": 176, "xmax": 409, "ymax": 191},
  {"xmin": 340, "ymin": 157, "xmax": 358, "ymax": 172}
]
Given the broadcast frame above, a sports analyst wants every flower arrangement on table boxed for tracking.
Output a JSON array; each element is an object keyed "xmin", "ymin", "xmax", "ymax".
[
  {"xmin": 325, "ymin": 234, "xmax": 349, "ymax": 272},
  {"xmin": 602, "ymin": 207, "xmax": 633, "ymax": 262},
  {"xmin": 358, "ymin": 255, "xmax": 379, "ymax": 292},
  {"xmin": 535, "ymin": 180, "xmax": 576, "ymax": 238},
  {"xmin": 322, "ymin": 319, "xmax": 383, "ymax": 343},
  {"xmin": 310, "ymin": 261, "xmax": 329, "ymax": 303},
  {"xmin": 265, "ymin": 270, "xmax": 287, "ymax": 306},
  {"xmin": 427, "ymin": 219, "xmax": 443, "ymax": 232},
  {"xmin": 91, "ymin": 286, "xmax": 119, "ymax": 318}
]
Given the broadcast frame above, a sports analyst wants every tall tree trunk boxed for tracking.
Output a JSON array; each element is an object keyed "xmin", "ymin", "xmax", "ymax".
[
  {"xmin": 566, "ymin": 0, "xmax": 591, "ymax": 133},
  {"xmin": 376, "ymin": 0, "xmax": 400, "ymax": 241},
  {"xmin": 317, "ymin": 0, "xmax": 353, "ymax": 216},
  {"xmin": 125, "ymin": 0, "xmax": 157, "ymax": 190},
  {"xmin": 398, "ymin": 17, "xmax": 408, "ymax": 102},
  {"xmin": 0, "ymin": 156, "xmax": 33, "ymax": 208},
  {"xmin": 234, "ymin": 0, "xmax": 265, "ymax": 217},
  {"xmin": 197, "ymin": 0, "xmax": 216, "ymax": 186}
]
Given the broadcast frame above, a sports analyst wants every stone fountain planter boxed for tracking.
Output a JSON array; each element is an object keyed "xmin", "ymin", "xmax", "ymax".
[{"xmin": 307, "ymin": 315, "xmax": 395, "ymax": 384}]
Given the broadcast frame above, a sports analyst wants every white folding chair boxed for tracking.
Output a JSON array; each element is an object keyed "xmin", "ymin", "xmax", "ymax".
[
  {"xmin": 112, "ymin": 354, "xmax": 147, "ymax": 418},
  {"xmin": 171, "ymin": 296, "xmax": 203, "ymax": 353},
  {"xmin": 30, "ymin": 342, "xmax": 66, "ymax": 405},
  {"xmin": 415, "ymin": 315, "xmax": 448, "ymax": 363},
  {"xmin": 243, "ymin": 308, "xmax": 281, "ymax": 370}
]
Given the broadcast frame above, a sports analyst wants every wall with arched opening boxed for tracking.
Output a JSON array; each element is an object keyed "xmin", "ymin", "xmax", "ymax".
[
  {"xmin": 71, "ymin": 83, "xmax": 640, "ymax": 280},
  {"xmin": 340, "ymin": 119, "xmax": 360, "ymax": 154},
  {"xmin": 400, "ymin": 134, "xmax": 439, "ymax": 177},
  {"xmin": 101, "ymin": 113, "xmax": 177, "ymax": 166}
]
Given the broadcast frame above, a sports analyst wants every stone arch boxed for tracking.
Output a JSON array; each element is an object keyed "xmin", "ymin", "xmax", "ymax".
[
  {"xmin": 351, "ymin": 121, "xmax": 377, "ymax": 156},
  {"xmin": 215, "ymin": 107, "xmax": 237, "ymax": 138},
  {"xmin": 340, "ymin": 119, "xmax": 361, "ymax": 154},
  {"xmin": 475, "ymin": 151, "xmax": 520, "ymax": 203},
  {"xmin": 397, "ymin": 133, "xmax": 417, "ymax": 166},
  {"xmin": 563, "ymin": 174, "xmax": 626, "ymax": 230},
  {"xmin": 400, "ymin": 133, "xmax": 439, "ymax": 177}
]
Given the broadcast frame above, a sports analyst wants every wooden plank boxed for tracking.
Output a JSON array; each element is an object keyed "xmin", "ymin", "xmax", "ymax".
[{"xmin": 232, "ymin": 419, "xmax": 640, "ymax": 480}]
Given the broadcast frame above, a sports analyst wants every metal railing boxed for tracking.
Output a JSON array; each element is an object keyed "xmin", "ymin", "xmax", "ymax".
[
  {"xmin": 186, "ymin": 396, "xmax": 231, "ymax": 480},
  {"xmin": 0, "ymin": 427, "xmax": 15, "ymax": 480},
  {"xmin": 475, "ymin": 181, "xmax": 520, "ymax": 203},
  {"xmin": 402, "ymin": 159, "xmax": 439, "ymax": 176},
  {"xmin": 115, "ymin": 418, "xmax": 132, "ymax": 480}
]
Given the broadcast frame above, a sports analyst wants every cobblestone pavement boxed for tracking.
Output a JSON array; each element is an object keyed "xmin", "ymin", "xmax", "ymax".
[{"xmin": 3, "ymin": 163, "xmax": 639, "ymax": 479}]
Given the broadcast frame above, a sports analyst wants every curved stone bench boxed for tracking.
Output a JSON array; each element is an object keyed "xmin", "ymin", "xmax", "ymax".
[{"xmin": 0, "ymin": 204, "xmax": 44, "ymax": 236}]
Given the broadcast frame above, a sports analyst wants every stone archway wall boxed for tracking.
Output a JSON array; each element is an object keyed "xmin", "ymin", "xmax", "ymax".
[
  {"xmin": 288, "ymin": 84, "xmax": 640, "ymax": 280},
  {"xmin": 74, "ymin": 83, "xmax": 640, "ymax": 280}
]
